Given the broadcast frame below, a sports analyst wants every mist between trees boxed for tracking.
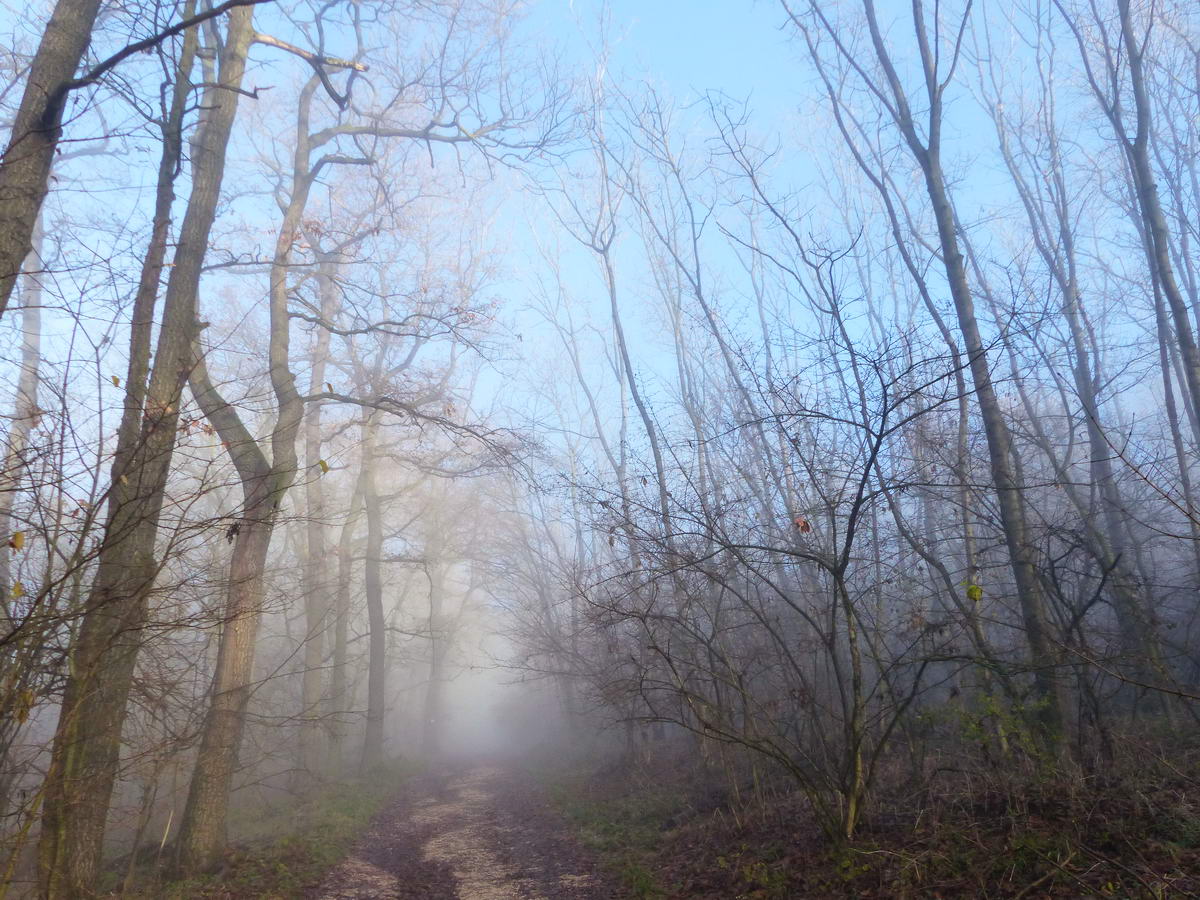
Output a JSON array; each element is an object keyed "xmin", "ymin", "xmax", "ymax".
[{"xmin": 0, "ymin": 0, "xmax": 1198, "ymax": 896}]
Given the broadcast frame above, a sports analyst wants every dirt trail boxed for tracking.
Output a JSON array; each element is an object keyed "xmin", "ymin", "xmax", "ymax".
[{"xmin": 312, "ymin": 765, "xmax": 616, "ymax": 900}]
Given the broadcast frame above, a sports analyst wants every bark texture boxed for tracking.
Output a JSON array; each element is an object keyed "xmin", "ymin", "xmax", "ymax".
[
  {"xmin": 34, "ymin": 9, "xmax": 242, "ymax": 894},
  {"xmin": 858, "ymin": 0, "xmax": 1065, "ymax": 741},
  {"xmin": 0, "ymin": 0, "xmax": 102, "ymax": 318},
  {"xmin": 175, "ymin": 46, "xmax": 309, "ymax": 874},
  {"xmin": 298, "ymin": 251, "xmax": 339, "ymax": 779},
  {"xmin": 360, "ymin": 414, "xmax": 386, "ymax": 770}
]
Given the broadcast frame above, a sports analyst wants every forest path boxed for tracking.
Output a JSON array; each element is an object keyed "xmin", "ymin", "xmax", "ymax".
[{"xmin": 311, "ymin": 764, "xmax": 616, "ymax": 900}]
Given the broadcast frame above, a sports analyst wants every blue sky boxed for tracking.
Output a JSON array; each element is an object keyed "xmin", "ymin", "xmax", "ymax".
[
  {"xmin": 1, "ymin": 0, "xmax": 1159, "ymax": 457},
  {"xmin": 546, "ymin": 0, "xmax": 798, "ymax": 110},
  {"xmin": 486, "ymin": 2, "xmax": 813, "ymax": 422}
]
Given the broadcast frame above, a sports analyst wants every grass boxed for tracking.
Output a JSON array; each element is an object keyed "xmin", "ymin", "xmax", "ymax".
[
  {"xmin": 111, "ymin": 761, "xmax": 416, "ymax": 899},
  {"xmin": 543, "ymin": 768, "xmax": 678, "ymax": 898},
  {"xmin": 540, "ymin": 745, "xmax": 1200, "ymax": 899}
]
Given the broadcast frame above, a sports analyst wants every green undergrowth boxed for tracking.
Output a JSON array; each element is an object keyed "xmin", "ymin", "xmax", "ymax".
[
  {"xmin": 542, "ymin": 751, "xmax": 1200, "ymax": 899},
  {"xmin": 111, "ymin": 761, "xmax": 416, "ymax": 899},
  {"xmin": 543, "ymin": 768, "xmax": 679, "ymax": 898}
]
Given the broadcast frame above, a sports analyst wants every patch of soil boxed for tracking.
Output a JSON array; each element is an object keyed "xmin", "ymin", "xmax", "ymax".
[
  {"xmin": 310, "ymin": 770, "xmax": 458, "ymax": 899},
  {"xmin": 487, "ymin": 768, "xmax": 625, "ymax": 898},
  {"xmin": 313, "ymin": 765, "xmax": 619, "ymax": 900}
]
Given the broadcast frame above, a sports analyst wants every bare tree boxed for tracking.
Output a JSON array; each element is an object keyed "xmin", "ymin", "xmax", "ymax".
[
  {"xmin": 37, "ymin": 8, "xmax": 255, "ymax": 893},
  {"xmin": 781, "ymin": 0, "xmax": 1066, "ymax": 744}
]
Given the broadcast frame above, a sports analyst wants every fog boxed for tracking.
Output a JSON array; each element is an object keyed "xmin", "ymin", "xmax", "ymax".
[{"xmin": 1, "ymin": 0, "xmax": 1199, "ymax": 896}]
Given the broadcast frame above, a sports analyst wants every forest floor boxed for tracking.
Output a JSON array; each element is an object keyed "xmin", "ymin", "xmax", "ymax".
[
  {"xmin": 310, "ymin": 765, "xmax": 619, "ymax": 900},
  {"xmin": 541, "ymin": 747, "xmax": 1200, "ymax": 899},
  {"xmin": 115, "ymin": 746, "xmax": 1199, "ymax": 899}
]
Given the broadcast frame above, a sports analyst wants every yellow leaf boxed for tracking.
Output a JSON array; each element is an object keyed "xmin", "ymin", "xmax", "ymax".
[
  {"xmin": 11, "ymin": 581, "xmax": 24, "ymax": 599},
  {"xmin": 15, "ymin": 689, "xmax": 34, "ymax": 724},
  {"xmin": 111, "ymin": 375, "xmax": 120, "ymax": 387},
  {"xmin": 8, "ymin": 531, "xmax": 24, "ymax": 551},
  {"xmin": 317, "ymin": 459, "xmax": 330, "ymax": 474}
]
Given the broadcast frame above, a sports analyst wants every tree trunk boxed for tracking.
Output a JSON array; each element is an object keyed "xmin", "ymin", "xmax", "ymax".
[
  {"xmin": 421, "ymin": 553, "xmax": 447, "ymax": 760},
  {"xmin": 852, "ymin": 0, "xmax": 1066, "ymax": 743},
  {"xmin": 296, "ymin": 109, "xmax": 335, "ymax": 785},
  {"xmin": 174, "ymin": 487, "xmax": 274, "ymax": 873},
  {"xmin": 34, "ymin": 10, "xmax": 242, "ymax": 894},
  {"xmin": 0, "ymin": 0, "xmax": 103, "ymax": 318},
  {"xmin": 919, "ymin": 151, "xmax": 1065, "ymax": 743},
  {"xmin": 329, "ymin": 477, "xmax": 362, "ymax": 770},
  {"xmin": 360, "ymin": 414, "xmax": 386, "ymax": 770},
  {"xmin": 1115, "ymin": 0, "xmax": 1200, "ymax": 436},
  {"xmin": 0, "ymin": 231, "xmax": 43, "ymax": 821},
  {"xmin": 175, "ymin": 43, "xmax": 311, "ymax": 871},
  {"xmin": 0, "ymin": 225, "xmax": 43, "ymax": 601},
  {"xmin": 984, "ymin": 64, "xmax": 1170, "ymax": 698},
  {"xmin": 1155, "ymin": 287, "xmax": 1200, "ymax": 578}
]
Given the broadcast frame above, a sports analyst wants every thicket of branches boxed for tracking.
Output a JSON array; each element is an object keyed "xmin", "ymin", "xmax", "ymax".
[
  {"xmin": 0, "ymin": 0, "xmax": 1199, "ymax": 895},
  {"xmin": 499, "ymin": 0, "xmax": 1200, "ymax": 852}
]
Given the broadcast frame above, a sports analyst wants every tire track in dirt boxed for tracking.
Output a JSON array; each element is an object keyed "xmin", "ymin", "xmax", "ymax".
[{"xmin": 313, "ymin": 765, "xmax": 615, "ymax": 900}]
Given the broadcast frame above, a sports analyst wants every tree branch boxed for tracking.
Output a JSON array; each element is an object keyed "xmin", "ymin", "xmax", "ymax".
[{"xmin": 47, "ymin": 0, "xmax": 275, "ymax": 123}]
